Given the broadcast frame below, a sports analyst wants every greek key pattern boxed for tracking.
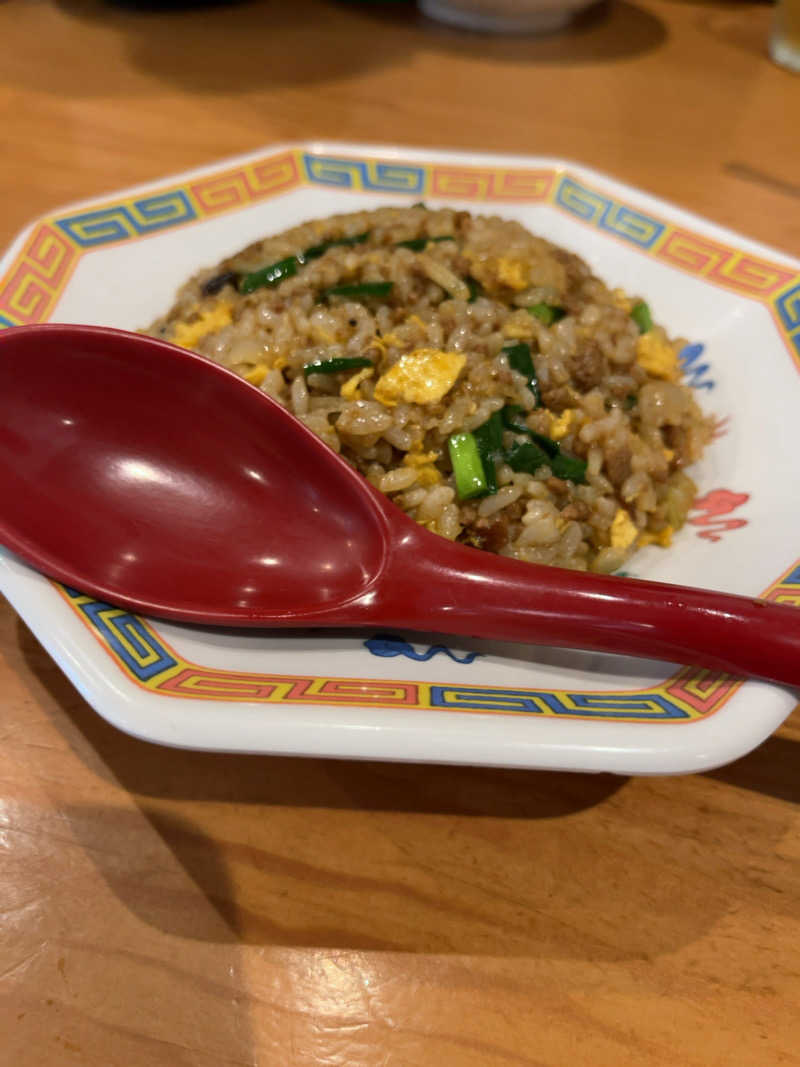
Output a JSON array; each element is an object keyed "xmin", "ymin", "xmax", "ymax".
[
  {"xmin": 549, "ymin": 172, "xmax": 800, "ymax": 365},
  {"xmin": 430, "ymin": 167, "xmax": 552, "ymax": 201},
  {"xmin": 763, "ymin": 561, "xmax": 800, "ymax": 608},
  {"xmin": 57, "ymin": 585, "xmax": 740, "ymax": 723},
  {"xmin": 302, "ymin": 153, "xmax": 425, "ymax": 194},
  {"xmin": 775, "ymin": 282, "xmax": 800, "ymax": 358},
  {"xmin": 2, "ymin": 149, "xmax": 798, "ymax": 364},
  {"xmin": 56, "ymin": 189, "xmax": 197, "ymax": 247},
  {"xmin": 554, "ymin": 175, "xmax": 665, "ymax": 249},
  {"xmin": 657, "ymin": 229, "xmax": 797, "ymax": 298},
  {"xmin": 0, "ymin": 222, "xmax": 77, "ymax": 325},
  {"xmin": 190, "ymin": 151, "xmax": 300, "ymax": 214}
]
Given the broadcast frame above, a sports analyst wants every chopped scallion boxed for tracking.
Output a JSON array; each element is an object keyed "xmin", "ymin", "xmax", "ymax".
[
  {"xmin": 503, "ymin": 408, "xmax": 559, "ymax": 456},
  {"xmin": 303, "ymin": 357, "xmax": 373, "ymax": 376},
  {"xmin": 500, "ymin": 404, "xmax": 527, "ymax": 433},
  {"xmin": 630, "ymin": 301, "xmax": 653, "ymax": 333},
  {"xmin": 237, "ymin": 233, "xmax": 373, "ymax": 294},
  {"xmin": 302, "ymin": 232, "xmax": 370, "ymax": 260},
  {"xmin": 502, "ymin": 342, "xmax": 540, "ymax": 407},
  {"xmin": 505, "ymin": 440, "xmax": 552, "ymax": 475},
  {"xmin": 473, "ymin": 410, "xmax": 504, "ymax": 455},
  {"xmin": 472, "ymin": 411, "xmax": 504, "ymax": 495},
  {"xmin": 321, "ymin": 281, "xmax": 394, "ymax": 300},
  {"xmin": 550, "ymin": 452, "xmax": 588, "ymax": 483},
  {"xmin": 448, "ymin": 433, "xmax": 489, "ymax": 500},
  {"xmin": 239, "ymin": 255, "xmax": 298, "ymax": 294},
  {"xmin": 500, "ymin": 405, "xmax": 587, "ymax": 483},
  {"xmin": 395, "ymin": 235, "xmax": 455, "ymax": 251},
  {"xmin": 528, "ymin": 303, "xmax": 566, "ymax": 327},
  {"xmin": 623, "ymin": 393, "xmax": 638, "ymax": 410},
  {"xmin": 466, "ymin": 278, "xmax": 483, "ymax": 303},
  {"xmin": 527, "ymin": 430, "xmax": 560, "ymax": 459}
]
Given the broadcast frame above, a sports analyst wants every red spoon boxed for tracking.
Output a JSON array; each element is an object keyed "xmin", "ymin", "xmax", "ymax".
[{"xmin": 1, "ymin": 323, "xmax": 798, "ymax": 686}]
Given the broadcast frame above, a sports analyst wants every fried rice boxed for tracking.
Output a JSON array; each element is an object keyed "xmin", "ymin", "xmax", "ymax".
[{"xmin": 146, "ymin": 205, "xmax": 712, "ymax": 573}]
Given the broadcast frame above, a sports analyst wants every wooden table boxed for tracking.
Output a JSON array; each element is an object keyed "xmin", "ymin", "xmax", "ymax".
[{"xmin": 2, "ymin": 1, "xmax": 799, "ymax": 1062}]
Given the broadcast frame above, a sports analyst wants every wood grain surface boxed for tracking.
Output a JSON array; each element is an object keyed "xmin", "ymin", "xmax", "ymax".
[{"xmin": 2, "ymin": 1, "xmax": 800, "ymax": 1063}]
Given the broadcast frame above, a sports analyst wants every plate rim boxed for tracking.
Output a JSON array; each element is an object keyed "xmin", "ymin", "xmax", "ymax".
[{"xmin": 1, "ymin": 139, "xmax": 798, "ymax": 772}]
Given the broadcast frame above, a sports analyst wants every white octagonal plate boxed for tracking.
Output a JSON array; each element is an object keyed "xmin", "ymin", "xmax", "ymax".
[{"xmin": 1, "ymin": 142, "xmax": 798, "ymax": 773}]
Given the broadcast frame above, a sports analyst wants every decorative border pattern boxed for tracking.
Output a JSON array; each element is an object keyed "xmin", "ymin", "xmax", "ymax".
[
  {"xmin": 57, "ymin": 586, "xmax": 740, "ymax": 722},
  {"xmin": 56, "ymin": 190, "xmax": 197, "ymax": 248},
  {"xmin": 2, "ymin": 149, "xmax": 799, "ymax": 360},
  {"xmin": 0, "ymin": 223, "xmax": 78, "ymax": 324},
  {"xmin": 764, "ymin": 562, "xmax": 800, "ymax": 607},
  {"xmin": 3, "ymin": 146, "xmax": 799, "ymax": 722}
]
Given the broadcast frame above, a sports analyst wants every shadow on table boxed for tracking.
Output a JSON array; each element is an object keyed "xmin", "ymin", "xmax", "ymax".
[
  {"xmin": 27, "ymin": 0, "xmax": 667, "ymax": 99},
  {"xmin": 19, "ymin": 617, "xmax": 800, "ymax": 960},
  {"xmin": 705, "ymin": 733, "xmax": 800, "ymax": 806}
]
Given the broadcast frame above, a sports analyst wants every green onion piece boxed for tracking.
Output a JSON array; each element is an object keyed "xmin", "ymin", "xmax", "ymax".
[
  {"xmin": 550, "ymin": 451, "xmax": 588, "ymax": 483},
  {"xmin": 239, "ymin": 255, "xmax": 299, "ymax": 294},
  {"xmin": 527, "ymin": 430, "xmax": 560, "ymax": 459},
  {"xmin": 472, "ymin": 411, "xmax": 504, "ymax": 495},
  {"xmin": 501, "ymin": 405, "xmax": 558, "ymax": 454},
  {"xmin": 503, "ymin": 341, "xmax": 535, "ymax": 379},
  {"xmin": 473, "ymin": 410, "xmax": 504, "ymax": 455},
  {"xmin": 303, "ymin": 357, "xmax": 373, "ymax": 377},
  {"xmin": 630, "ymin": 300, "xmax": 653, "ymax": 333},
  {"xmin": 395, "ymin": 235, "xmax": 455, "ymax": 252},
  {"xmin": 448, "ymin": 433, "xmax": 489, "ymax": 500},
  {"xmin": 303, "ymin": 232, "xmax": 370, "ymax": 261},
  {"xmin": 623, "ymin": 393, "xmax": 638, "ymax": 410},
  {"xmin": 505, "ymin": 440, "xmax": 552, "ymax": 476},
  {"xmin": 321, "ymin": 281, "xmax": 394, "ymax": 300},
  {"xmin": 501, "ymin": 415, "xmax": 532, "ymax": 437},
  {"xmin": 500, "ymin": 404, "xmax": 527, "ymax": 431},
  {"xmin": 500, "ymin": 409, "xmax": 587, "ymax": 484},
  {"xmin": 528, "ymin": 303, "xmax": 566, "ymax": 327},
  {"xmin": 411, "ymin": 201, "xmax": 427, "ymax": 209},
  {"xmin": 466, "ymin": 278, "xmax": 483, "ymax": 303},
  {"xmin": 395, "ymin": 238, "xmax": 428, "ymax": 252},
  {"xmin": 502, "ymin": 341, "xmax": 541, "ymax": 408}
]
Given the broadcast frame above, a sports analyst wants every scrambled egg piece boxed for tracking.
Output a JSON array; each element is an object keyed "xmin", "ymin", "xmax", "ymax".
[
  {"xmin": 243, "ymin": 363, "xmax": 267, "ymax": 386},
  {"xmin": 373, "ymin": 348, "xmax": 466, "ymax": 407},
  {"xmin": 415, "ymin": 469, "xmax": 441, "ymax": 486},
  {"xmin": 170, "ymin": 303, "xmax": 232, "ymax": 349},
  {"xmin": 495, "ymin": 257, "xmax": 531, "ymax": 292},
  {"xmin": 610, "ymin": 508, "xmax": 639, "ymax": 550},
  {"xmin": 549, "ymin": 409, "xmax": 576, "ymax": 440},
  {"xmin": 312, "ymin": 326, "xmax": 337, "ymax": 345},
  {"xmin": 636, "ymin": 333, "xmax": 679, "ymax": 381},
  {"xmin": 639, "ymin": 525, "xmax": 674, "ymax": 548},
  {"xmin": 403, "ymin": 449, "xmax": 440, "ymax": 466},
  {"xmin": 340, "ymin": 366, "xmax": 374, "ymax": 400},
  {"xmin": 379, "ymin": 332, "xmax": 403, "ymax": 347},
  {"xmin": 272, "ymin": 355, "xmax": 289, "ymax": 370},
  {"xmin": 612, "ymin": 288, "xmax": 632, "ymax": 313},
  {"xmin": 403, "ymin": 449, "xmax": 441, "ymax": 486},
  {"xmin": 465, "ymin": 252, "xmax": 534, "ymax": 296},
  {"xmin": 502, "ymin": 321, "xmax": 535, "ymax": 340}
]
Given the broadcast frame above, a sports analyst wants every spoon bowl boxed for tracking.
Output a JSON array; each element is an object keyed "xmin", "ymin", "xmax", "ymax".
[
  {"xmin": 2, "ymin": 323, "xmax": 799, "ymax": 688},
  {"xmin": 1, "ymin": 324, "xmax": 387, "ymax": 619}
]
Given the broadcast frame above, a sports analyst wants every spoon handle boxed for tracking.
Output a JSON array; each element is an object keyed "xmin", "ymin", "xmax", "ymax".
[{"xmin": 371, "ymin": 529, "xmax": 800, "ymax": 688}]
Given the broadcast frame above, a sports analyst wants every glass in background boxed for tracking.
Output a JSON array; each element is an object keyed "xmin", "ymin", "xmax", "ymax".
[{"xmin": 770, "ymin": 0, "xmax": 800, "ymax": 71}]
